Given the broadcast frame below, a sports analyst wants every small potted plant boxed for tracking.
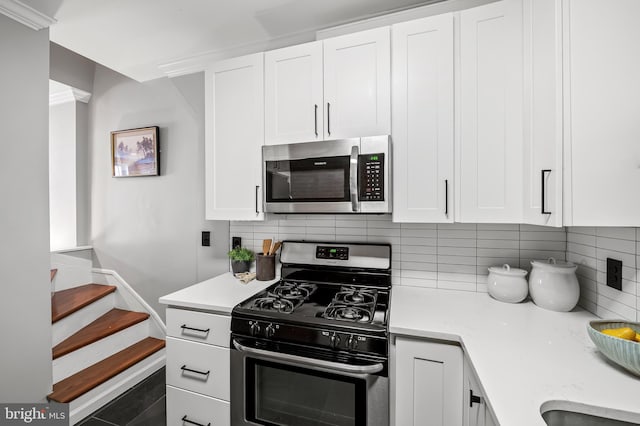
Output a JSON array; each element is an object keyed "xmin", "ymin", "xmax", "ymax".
[{"xmin": 227, "ymin": 246, "xmax": 255, "ymax": 274}]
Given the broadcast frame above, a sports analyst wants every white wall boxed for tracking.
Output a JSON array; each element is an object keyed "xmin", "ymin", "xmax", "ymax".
[
  {"xmin": 89, "ymin": 65, "xmax": 229, "ymax": 320},
  {"xmin": 0, "ymin": 15, "xmax": 53, "ymax": 401},
  {"xmin": 49, "ymin": 101, "xmax": 77, "ymax": 249}
]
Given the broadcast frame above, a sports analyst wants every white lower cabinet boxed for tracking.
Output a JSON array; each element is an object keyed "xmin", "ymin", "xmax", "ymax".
[
  {"xmin": 463, "ymin": 358, "xmax": 498, "ymax": 426},
  {"xmin": 393, "ymin": 336, "xmax": 463, "ymax": 426},
  {"xmin": 166, "ymin": 385, "xmax": 230, "ymax": 426},
  {"xmin": 165, "ymin": 308, "xmax": 231, "ymax": 426}
]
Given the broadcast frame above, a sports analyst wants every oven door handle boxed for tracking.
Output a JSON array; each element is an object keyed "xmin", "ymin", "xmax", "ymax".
[
  {"xmin": 350, "ymin": 145, "xmax": 359, "ymax": 212},
  {"xmin": 233, "ymin": 340, "xmax": 383, "ymax": 375}
]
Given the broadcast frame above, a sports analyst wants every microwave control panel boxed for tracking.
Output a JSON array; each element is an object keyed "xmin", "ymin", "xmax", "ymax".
[{"xmin": 358, "ymin": 153, "xmax": 385, "ymax": 201}]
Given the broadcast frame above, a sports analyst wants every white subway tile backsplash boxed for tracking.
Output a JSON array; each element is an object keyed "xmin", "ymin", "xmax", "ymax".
[
  {"xmin": 567, "ymin": 227, "xmax": 639, "ymax": 321},
  {"xmin": 232, "ymin": 219, "xmax": 634, "ymax": 319}
]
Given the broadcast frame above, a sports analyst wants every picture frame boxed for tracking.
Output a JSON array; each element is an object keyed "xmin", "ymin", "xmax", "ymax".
[{"xmin": 111, "ymin": 126, "xmax": 160, "ymax": 177}]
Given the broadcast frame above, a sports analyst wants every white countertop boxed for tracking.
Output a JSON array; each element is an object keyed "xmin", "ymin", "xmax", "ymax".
[
  {"xmin": 390, "ymin": 286, "xmax": 640, "ymax": 426},
  {"xmin": 159, "ymin": 272, "xmax": 277, "ymax": 314}
]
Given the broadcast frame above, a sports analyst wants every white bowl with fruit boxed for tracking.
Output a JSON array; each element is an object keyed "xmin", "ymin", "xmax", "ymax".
[{"xmin": 587, "ymin": 320, "xmax": 640, "ymax": 376}]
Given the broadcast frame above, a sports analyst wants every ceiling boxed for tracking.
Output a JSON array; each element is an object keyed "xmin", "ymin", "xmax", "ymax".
[{"xmin": 47, "ymin": 0, "xmax": 437, "ymax": 82}]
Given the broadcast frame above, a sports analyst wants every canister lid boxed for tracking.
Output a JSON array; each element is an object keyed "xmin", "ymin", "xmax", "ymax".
[
  {"xmin": 530, "ymin": 257, "xmax": 577, "ymax": 269},
  {"xmin": 488, "ymin": 264, "xmax": 527, "ymax": 277}
]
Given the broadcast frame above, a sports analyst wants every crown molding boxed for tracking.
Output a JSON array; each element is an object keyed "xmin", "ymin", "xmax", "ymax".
[
  {"xmin": 50, "ymin": 87, "xmax": 92, "ymax": 106},
  {"xmin": 158, "ymin": 30, "xmax": 315, "ymax": 79},
  {"xmin": 0, "ymin": 0, "xmax": 56, "ymax": 30}
]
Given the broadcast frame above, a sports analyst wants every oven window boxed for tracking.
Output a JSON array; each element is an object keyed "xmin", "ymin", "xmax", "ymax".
[
  {"xmin": 265, "ymin": 156, "xmax": 350, "ymax": 203},
  {"xmin": 247, "ymin": 359, "xmax": 366, "ymax": 426}
]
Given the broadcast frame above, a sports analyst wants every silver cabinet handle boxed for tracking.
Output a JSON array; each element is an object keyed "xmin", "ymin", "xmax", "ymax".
[
  {"xmin": 233, "ymin": 339, "xmax": 383, "ymax": 375},
  {"xmin": 350, "ymin": 145, "xmax": 359, "ymax": 212},
  {"xmin": 541, "ymin": 170, "xmax": 551, "ymax": 214},
  {"xmin": 327, "ymin": 102, "xmax": 331, "ymax": 136}
]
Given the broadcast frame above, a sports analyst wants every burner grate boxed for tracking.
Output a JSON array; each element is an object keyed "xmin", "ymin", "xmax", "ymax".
[{"xmin": 323, "ymin": 286, "xmax": 378, "ymax": 323}]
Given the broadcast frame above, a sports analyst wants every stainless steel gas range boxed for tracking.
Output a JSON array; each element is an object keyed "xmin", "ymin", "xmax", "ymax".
[{"xmin": 230, "ymin": 241, "xmax": 392, "ymax": 426}]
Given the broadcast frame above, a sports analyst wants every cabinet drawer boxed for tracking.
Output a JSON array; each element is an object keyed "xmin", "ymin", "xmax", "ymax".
[
  {"xmin": 166, "ymin": 308, "xmax": 230, "ymax": 347},
  {"xmin": 166, "ymin": 337, "xmax": 230, "ymax": 400},
  {"xmin": 166, "ymin": 385, "xmax": 230, "ymax": 426}
]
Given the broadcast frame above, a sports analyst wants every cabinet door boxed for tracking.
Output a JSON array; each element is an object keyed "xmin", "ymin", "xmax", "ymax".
[
  {"xmin": 564, "ymin": 0, "xmax": 640, "ymax": 226},
  {"xmin": 463, "ymin": 358, "xmax": 485, "ymax": 426},
  {"xmin": 458, "ymin": 0, "xmax": 524, "ymax": 223},
  {"xmin": 264, "ymin": 41, "xmax": 324, "ymax": 145},
  {"xmin": 205, "ymin": 53, "xmax": 264, "ymax": 221},
  {"xmin": 522, "ymin": 0, "xmax": 563, "ymax": 227},
  {"xmin": 323, "ymin": 26, "xmax": 391, "ymax": 139},
  {"xmin": 394, "ymin": 337, "xmax": 463, "ymax": 426},
  {"xmin": 392, "ymin": 14, "xmax": 454, "ymax": 223}
]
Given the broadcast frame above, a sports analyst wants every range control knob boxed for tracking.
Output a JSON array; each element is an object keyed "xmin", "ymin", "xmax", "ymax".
[
  {"xmin": 265, "ymin": 323, "xmax": 276, "ymax": 338},
  {"xmin": 329, "ymin": 332, "xmax": 341, "ymax": 349},
  {"xmin": 249, "ymin": 321, "xmax": 261, "ymax": 337},
  {"xmin": 347, "ymin": 335, "xmax": 358, "ymax": 351}
]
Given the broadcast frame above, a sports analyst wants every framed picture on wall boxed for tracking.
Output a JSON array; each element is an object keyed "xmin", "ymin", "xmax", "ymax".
[{"xmin": 111, "ymin": 126, "xmax": 160, "ymax": 177}]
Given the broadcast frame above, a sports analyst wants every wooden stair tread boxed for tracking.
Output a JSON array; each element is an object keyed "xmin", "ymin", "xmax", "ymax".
[
  {"xmin": 51, "ymin": 284, "xmax": 117, "ymax": 323},
  {"xmin": 52, "ymin": 309, "xmax": 150, "ymax": 359},
  {"xmin": 48, "ymin": 337, "xmax": 165, "ymax": 403},
  {"xmin": 50, "ymin": 269, "xmax": 57, "ymax": 281}
]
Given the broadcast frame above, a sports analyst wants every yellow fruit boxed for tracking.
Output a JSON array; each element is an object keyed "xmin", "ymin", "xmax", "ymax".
[
  {"xmin": 601, "ymin": 327, "xmax": 637, "ymax": 341},
  {"xmin": 635, "ymin": 333, "xmax": 640, "ymax": 343}
]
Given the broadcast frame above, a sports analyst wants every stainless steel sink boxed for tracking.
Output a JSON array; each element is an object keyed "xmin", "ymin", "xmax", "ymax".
[
  {"xmin": 542, "ymin": 410, "xmax": 639, "ymax": 425},
  {"xmin": 541, "ymin": 402, "xmax": 640, "ymax": 426}
]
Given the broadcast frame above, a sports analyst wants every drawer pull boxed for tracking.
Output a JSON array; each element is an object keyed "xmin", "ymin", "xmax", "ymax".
[
  {"xmin": 180, "ymin": 324, "xmax": 210, "ymax": 335},
  {"xmin": 181, "ymin": 415, "xmax": 210, "ymax": 426},
  {"xmin": 180, "ymin": 365, "xmax": 210, "ymax": 380}
]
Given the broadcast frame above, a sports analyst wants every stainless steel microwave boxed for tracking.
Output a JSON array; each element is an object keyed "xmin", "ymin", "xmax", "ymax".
[{"xmin": 262, "ymin": 135, "xmax": 391, "ymax": 214}]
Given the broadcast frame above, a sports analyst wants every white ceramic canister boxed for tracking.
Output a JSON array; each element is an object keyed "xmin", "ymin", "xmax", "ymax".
[
  {"xmin": 487, "ymin": 264, "xmax": 529, "ymax": 303},
  {"xmin": 529, "ymin": 258, "xmax": 580, "ymax": 312}
]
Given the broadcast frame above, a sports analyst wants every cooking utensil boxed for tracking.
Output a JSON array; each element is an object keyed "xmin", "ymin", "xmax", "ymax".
[
  {"xmin": 262, "ymin": 239, "xmax": 272, "ymax": 256},
  {"xmin": 269, "ymin": 241, "xmax": 282, "ymax": 255}
]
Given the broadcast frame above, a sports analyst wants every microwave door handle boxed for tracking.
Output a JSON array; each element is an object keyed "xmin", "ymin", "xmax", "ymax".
[
  {"xmin": 233, "ymin": 340, "xmax": 383, "ymax": 375},
  {"xmin": 350, "ymin": 145, "xmax": 359, "ymax": 212}
]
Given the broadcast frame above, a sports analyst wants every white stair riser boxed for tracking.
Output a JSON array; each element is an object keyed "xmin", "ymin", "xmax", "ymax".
[
  {"xmin": 68, "ymin": 350, "xmax": 165, "ymax": 425},
  {"xmin": 53, "ymin": 321, "xmax": 150, "ymax": 383},
  {"xmin": 52, "ymin": 294, "xmax": 115, "ymax": 346}
]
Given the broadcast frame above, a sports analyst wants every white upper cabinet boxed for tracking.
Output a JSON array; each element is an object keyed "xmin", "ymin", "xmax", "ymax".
[
  {"xmin": 323, "ymin": 26, "xmax": 391, "ymax": 140},
  {"xmin": 522, "ymin": 0, "xmax": 563, "ymax": 227},
  {"xmin": 458, "ymin": 0, "xmax": 524, "ymax": 223},
  {"xmin": 392, "ymin": 13, "xmax": 454, "ymax": 223},
  {"xmin": 563, "ymin": 0, "xmax": 640, "ymax": 226},
  {"xmin": 205, "ymin": 53, "xmax": 264, "ymax": 221},
  {"xmin": 264, "ymin": 41, "xmax": 324, "ymax": 145}
]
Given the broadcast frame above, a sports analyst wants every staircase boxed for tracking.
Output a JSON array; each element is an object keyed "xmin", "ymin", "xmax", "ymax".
[{"xmin": 48, "ymin": 251, "xmax": 166, "ymax": 424}]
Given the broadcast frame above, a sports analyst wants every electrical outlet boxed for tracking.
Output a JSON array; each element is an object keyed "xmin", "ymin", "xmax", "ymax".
[
  {"xmin": 606, "ymin": 258, "xmax": 622, "ymax": 291},
  {"xmin": 232, "ymin": 237, "xmax": 242, "ymax": 249},
  {"xmin": 201, "ymin": 231, "xmax": 211, "ymax": 247}
]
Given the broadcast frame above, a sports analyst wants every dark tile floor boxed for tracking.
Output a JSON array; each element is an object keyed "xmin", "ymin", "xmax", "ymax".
[{"xmin": 77, "ymin": 367, "xmax": 166, "ymax": 426}]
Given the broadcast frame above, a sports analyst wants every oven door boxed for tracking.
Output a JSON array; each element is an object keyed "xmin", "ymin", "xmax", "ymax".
[
  {"xmin": 231, "ymin": 338, "xmax": 388, "ymax": 426},
  {"xmin": 263, "ymin": 139, "xmax": 360, "ymax": 213}
]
